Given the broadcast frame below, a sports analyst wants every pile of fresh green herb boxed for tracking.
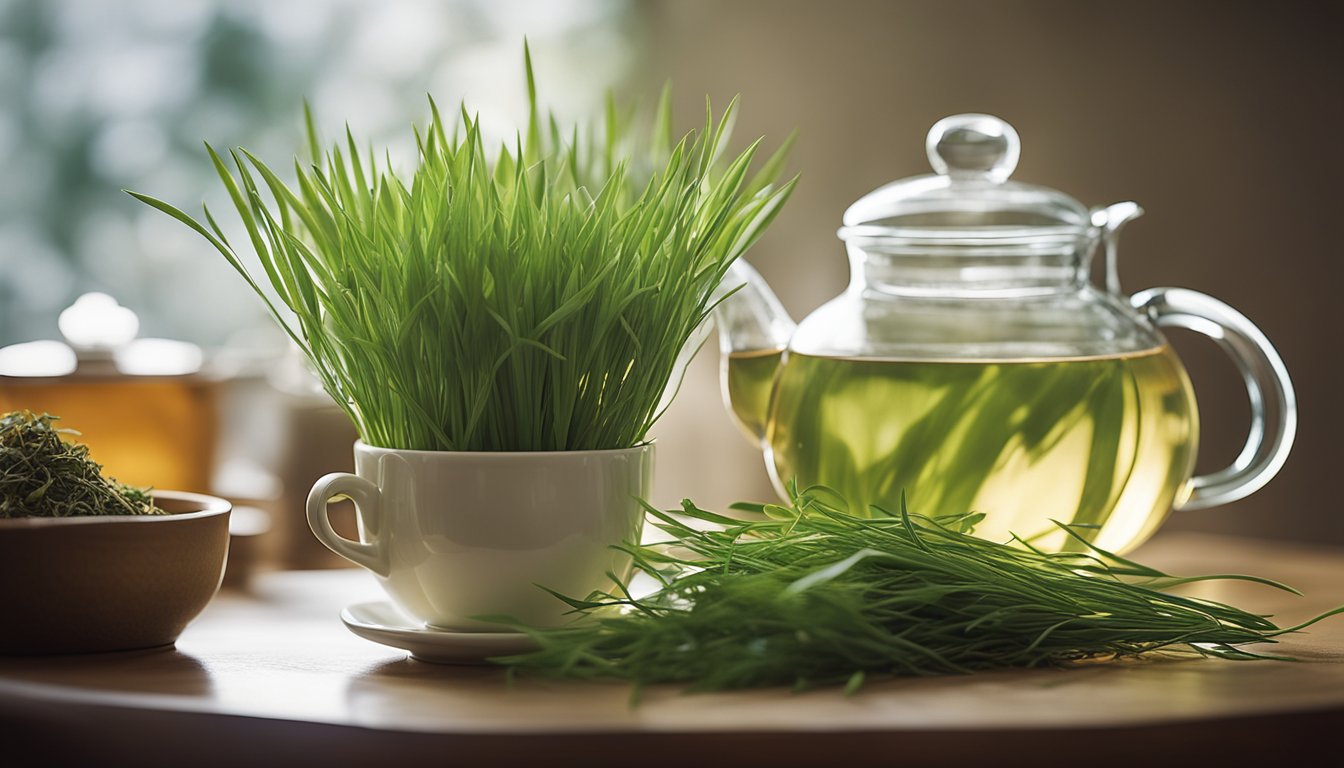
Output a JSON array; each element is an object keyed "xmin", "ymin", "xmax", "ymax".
[
  {"xmin": 498, "ymin": 483, "xmax": 1343, "ymax": 693},
  {"xmin": 0, "ymin": 411, "xmax": 162, "ymax": 518},
  {"xmin": 128, "ymin": 44, "xmax": 795, "ymax": 451}
]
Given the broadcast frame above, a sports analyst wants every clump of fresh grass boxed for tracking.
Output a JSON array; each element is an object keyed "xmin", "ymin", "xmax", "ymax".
[
  {"xmin": 0, "ymin": 411, "xmax": 162, "ymax": 518},
  {"xmin": 497, "ymin": 483, "xmax": 1344, "ymax": 693},
  {"xmin": 128, "ymin": 45, "xmax": 795, "ymax": 451}
]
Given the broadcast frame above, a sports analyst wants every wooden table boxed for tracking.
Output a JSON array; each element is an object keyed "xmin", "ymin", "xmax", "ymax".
[{"xmin": 2, "ymin": 531, "xmax": 1342, "ymax": 767}]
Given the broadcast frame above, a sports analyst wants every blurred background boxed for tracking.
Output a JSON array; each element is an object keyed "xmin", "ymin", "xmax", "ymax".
[{"xmin": 0, "ymin": 0, "xmax": 1338, "ymax": 574}]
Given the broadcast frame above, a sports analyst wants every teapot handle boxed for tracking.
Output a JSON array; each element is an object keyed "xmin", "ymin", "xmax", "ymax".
[{"xmin": 1129, "ymin": 287, "xmax": 1296, "ymax": 511}]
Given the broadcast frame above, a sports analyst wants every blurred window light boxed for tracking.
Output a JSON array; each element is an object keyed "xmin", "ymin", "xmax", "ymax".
[
  {"xmin": 114, "ymin": 338, "xmax": 204, "ymax": 376},
  {"xmin": 0, "ymin": 0, "xmax": 637, "ymax": 353},
  {"xmin": 57, "ymin": 292, "xmax": 139, "ymax": 350},
  {"xmin": 0, "ymin": 340, "xmax": 78, "ymax": 377}
]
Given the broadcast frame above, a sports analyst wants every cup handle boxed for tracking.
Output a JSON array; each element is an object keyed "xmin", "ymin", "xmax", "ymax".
[
  {"xmin": 1130, "ymin": 287, "xmax": 1297, "ymax": 511},
  {"xmin": 306, "ymin": 472, "xmax": 389, "ymax": 576}
]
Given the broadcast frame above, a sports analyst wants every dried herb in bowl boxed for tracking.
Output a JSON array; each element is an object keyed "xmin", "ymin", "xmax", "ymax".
[
  {"xmin": 496, "ymin": 482, "xmax": 1344, "ymax": 694},
  {"xmin": 0, "ymin": 411, "xmax": 163, "ymax": 518}
]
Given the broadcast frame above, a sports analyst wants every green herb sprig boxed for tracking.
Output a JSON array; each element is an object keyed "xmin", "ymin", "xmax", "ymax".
[
  {"xmin": 128, "ymin": 44, "xmax": 795, "ymax": 451},
  {"xmin": 0, "ymin": 411, "xmax": 162, "ymax": 518},
  {"xmin": 498, "ymin": 483, "xmax": 1343, "ymax": 693}
]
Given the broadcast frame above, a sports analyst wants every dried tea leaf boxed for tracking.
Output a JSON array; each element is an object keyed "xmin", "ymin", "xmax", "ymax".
[{"xmin": 0, "ymin": 411, "xmax": 163, "ymax": 518}]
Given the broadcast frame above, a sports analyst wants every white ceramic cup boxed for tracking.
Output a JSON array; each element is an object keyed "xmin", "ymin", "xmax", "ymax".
[{"xmin": 307, "ymin": 441, "xmax": 653, "ymax": 631}]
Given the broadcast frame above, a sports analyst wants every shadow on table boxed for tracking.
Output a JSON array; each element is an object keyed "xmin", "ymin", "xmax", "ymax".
[{"xmin": 0, "ymin": 644, "xmax": 214, "ymax": 697}]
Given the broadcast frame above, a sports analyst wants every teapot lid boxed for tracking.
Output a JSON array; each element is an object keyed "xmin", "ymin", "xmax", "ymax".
[{"xmin": 838, "ymin": 114, "xmax": 1091, "ymax": 243}]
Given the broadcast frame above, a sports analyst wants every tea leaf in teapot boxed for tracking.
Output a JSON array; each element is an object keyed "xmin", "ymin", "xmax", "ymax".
[
  {"xmin": 496, "ymin": 482, "xmax": 1344, "ymax": 693},
  {"xmin": 0, "ymin": 411, "xmax": 163, "ymax": 518},
  {"xmin": 761, "ymin": 349, "xmax": 1195, "ymax": 552}
]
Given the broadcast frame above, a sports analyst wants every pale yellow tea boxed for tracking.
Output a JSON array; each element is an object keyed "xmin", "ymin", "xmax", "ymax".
[
  {"xmin": 731, "ymin": 347, "xmax": 1198, "ymax": 553},
  {"xmin": 721, "ymin": 348, "xmax": 785, "ymax": 442}
]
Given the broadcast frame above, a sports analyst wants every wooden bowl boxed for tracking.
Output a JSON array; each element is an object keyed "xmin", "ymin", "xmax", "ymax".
[{"xmin": 0, "ymin": 490, "xmax": 231, "ymax": 654}]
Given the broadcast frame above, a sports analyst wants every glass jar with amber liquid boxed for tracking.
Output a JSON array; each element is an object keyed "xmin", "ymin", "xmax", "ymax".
[{"xmin": 0, "ymin": 293, "xmax": 217, "ymax": 494}]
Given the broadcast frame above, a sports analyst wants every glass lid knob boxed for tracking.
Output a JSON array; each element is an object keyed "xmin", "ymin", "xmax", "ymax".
[{"xmin": 926, "ymin": 114, "xmax": 1020, "ymax": 182}]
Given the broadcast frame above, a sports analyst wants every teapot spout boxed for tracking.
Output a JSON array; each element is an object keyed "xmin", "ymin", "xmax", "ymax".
[
  {"xmin": 710, "ymin": 259, "xmax": 795, "ymax": 443},
  {"xmin": 712, "ymin": 259, "xmax": 796, "ymax": 356},
  {"xmin": 651, "ymin": 260, "xmax": 794, "ymax": 434}
]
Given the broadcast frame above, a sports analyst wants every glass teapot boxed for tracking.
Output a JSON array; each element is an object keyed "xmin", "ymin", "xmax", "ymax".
[{"xmin": 712, "ymin": 114, "xmax": 1295, "ymax": 554}]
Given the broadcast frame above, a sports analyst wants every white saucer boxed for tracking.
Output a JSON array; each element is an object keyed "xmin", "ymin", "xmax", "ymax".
[{"xmin": 340, "ymin": 601, "xmax": 538, "ymax": 664}]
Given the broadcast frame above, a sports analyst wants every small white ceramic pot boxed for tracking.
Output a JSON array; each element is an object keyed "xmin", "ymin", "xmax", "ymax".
[{"xmin": 307, "ymin": 441, "xmax": 653, "ymax": 631}]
